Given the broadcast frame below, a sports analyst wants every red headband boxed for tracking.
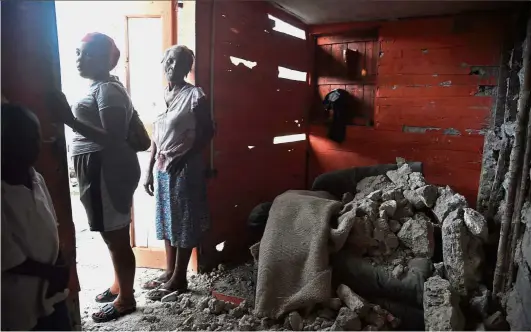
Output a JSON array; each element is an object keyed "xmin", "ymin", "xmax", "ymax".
[{"xmin": 81, "ymin": 32, "xmax": 120, "ymax": 70}]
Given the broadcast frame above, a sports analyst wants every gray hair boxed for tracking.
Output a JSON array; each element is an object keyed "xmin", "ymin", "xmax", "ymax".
[{"xmin": 161, "ymin": 45, "xmax": 195, "ymax": 74}]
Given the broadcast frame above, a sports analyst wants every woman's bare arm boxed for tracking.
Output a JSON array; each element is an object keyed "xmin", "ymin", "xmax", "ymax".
[{"xmin": 70, "ymin": 106, "xmax": 126, "ymax": 147}]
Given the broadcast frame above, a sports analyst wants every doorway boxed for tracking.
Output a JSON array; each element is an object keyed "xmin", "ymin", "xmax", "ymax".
[{"xmin": 54, "ymin": 0, "xmax": 193, "ymax": 326}]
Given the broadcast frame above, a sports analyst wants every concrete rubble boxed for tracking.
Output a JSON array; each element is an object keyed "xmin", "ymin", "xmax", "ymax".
[
  {"xmin": 423, "ymin": 276, "xmax": 465, "ymax": 331},
  {"xmin": 338, "ymin": 161, "xmax": 491, "ymax": 330},
  {"xmin": 79, "ymin": 161, "xmax": 492, "ymax": 331}
]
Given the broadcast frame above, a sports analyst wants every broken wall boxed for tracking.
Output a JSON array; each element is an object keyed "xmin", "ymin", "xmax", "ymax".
[
  {"xmin": 195, "ymin": 1, "xmax": 311, "ymax": 269},
  {"xmin": 309, "ymin": 13, "xmax": 510, "ymax": 206}
]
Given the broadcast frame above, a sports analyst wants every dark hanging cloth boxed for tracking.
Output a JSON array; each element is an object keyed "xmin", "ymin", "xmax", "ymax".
[{"xmin": 323, "ymin": 88, "xmax": 350, "ymax": 143}]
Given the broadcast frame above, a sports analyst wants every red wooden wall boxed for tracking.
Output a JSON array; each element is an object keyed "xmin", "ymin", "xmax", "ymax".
[
  {"xmin": 309, "ymin": 13, "xmax": 509, "ymax": 205},
  {"xmin": 196, "ymin": 1, "xmax": 311, "ymax": 268}
]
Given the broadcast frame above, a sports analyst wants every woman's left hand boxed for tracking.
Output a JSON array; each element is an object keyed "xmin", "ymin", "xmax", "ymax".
[{"xmin": 46, "ymin": 90, "xmax": 75, "ymax": 125}]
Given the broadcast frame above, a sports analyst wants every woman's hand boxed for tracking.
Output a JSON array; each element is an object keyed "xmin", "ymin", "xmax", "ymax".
[
  {"xmin": 144, "ymin": 172, "xmax": 154, "ymax": 196},
  {"xmin": 46, "ymin": 90, "xmax": 75, "ymax": 125}
]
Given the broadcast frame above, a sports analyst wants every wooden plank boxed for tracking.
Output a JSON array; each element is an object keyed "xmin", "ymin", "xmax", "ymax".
[
  {"xmin": 376, "ymin": 96, "xmax": 493, "ymax": 108},
  {"xmin": 377, "ymin": 85, "xmax": 482, "ymax": 98},
  {"xmin": 308, "ymin": 125, "xmax": 485, "ymax": 152},
  {"xmin": 379, "ymin": 45, "xmax": 500, "ymax": 71},
  {"xmin": 316, "ymin": 28, "xmax": 378, "ymax": 45},
  {"xmin": 377, "ymin": 74, "xmax": 498, "ymax": 86}
]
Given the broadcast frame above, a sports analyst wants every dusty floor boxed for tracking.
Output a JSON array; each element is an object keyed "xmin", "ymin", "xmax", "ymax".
[{"xmin": 72, "ymin": 194, "xmax": 262, "ymax": 331}]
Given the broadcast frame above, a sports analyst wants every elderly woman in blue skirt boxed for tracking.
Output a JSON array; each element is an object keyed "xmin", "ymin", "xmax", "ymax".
[{"xmin": 143, "ymin": 45, "xmax": 214, "ymax": 301}]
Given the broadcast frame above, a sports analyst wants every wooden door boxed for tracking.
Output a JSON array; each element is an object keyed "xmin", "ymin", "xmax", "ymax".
[{"xmin": 117, "ymin": 1, "xmax": 178, "ymax": 269}]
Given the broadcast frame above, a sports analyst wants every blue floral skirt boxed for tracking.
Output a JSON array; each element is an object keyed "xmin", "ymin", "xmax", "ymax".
[{"xmin": 154, "ymin": 154, "xmax": 210, "ymax": 248}]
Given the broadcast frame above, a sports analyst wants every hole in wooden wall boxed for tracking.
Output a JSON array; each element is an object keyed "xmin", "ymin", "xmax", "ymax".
[
  {"xmin": 278, "ymin": 66, "xmax": 307, "ymax": 82},
  {"xmin": 230, "ymin": 56, "xmax": 257, "ymax": 69},
  {"xmin": 267, "ymin": 14, "xmax": 306, "ymax": 40},
  {"xmin": 273, "ymin": 134, "xmax": 306, "ymax": 144}
]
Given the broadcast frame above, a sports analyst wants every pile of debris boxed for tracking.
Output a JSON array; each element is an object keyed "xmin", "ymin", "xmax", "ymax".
[{"xmin": 334, "ymin": 161, "xmax": 494, "ymax": 330}]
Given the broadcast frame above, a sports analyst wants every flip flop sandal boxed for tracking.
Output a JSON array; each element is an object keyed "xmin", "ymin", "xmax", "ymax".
[
  {"xmin": 92, "ymin": 303, "xmax": 136, "ymax": 323},
  {"xmin": 141, "ymin": 279, "xmax": 163, "ymax": 290},
  {"xmin": 146, "ymin": 288, "xmax": 173, "ymax": 301},
  {"xmin": 95, "ymin": 288, "xmax": 136, "ymax": 303},
  {"xmin": 95, "ymin": 289, "xmax": 117, "ymax": 303}
]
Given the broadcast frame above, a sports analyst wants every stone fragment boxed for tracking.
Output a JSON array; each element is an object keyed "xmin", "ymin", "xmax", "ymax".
[
  {"xmin": 239, "ymin": 315, "xmax": 255, "ymax": 331},
  {"xmin": 209, "ymin": 298, "xmax": 225, "ymax": 315},
  {"xmin": 416, "ymin": 185, "xmax": 439, "ymax": 208},
  {"xmin": 397, "ymin": 213, "xmax": 434, "ymax": 258},
  {"xmin": 347, "ymin": 216, "xmax": 378, "ymax": 253},
  {"xmin": 198, "ymin": 297, "xmax": 210, "ymax": 310},
  {"xmin": 367, "ymin": 190, "xmax": 383, "ymax": 202},
  {"xmin": 379, "ymin": 200, "xmax": 397, "ymax": 217},
  {"xmin": 260, "ymin": 318, "xmax": 273, "ymax": 330},
  {"xmin": 337, "ymin": 284, "xmax": 369, "ymax": 317},
  {"xmin": 484, "ymin": 311, "xmax": 508, "ymax": 331},
  {"xmin": 355, "ymin": 175, "xmax": 394, "ymax": 199},
  {"xmin": 388, "ymin": 219, "xmax": 402, "ymax": 233},
  {"xmin": 433, "ymin": 186, "xmax": 468, "ymax": 223},
  {"xmin": 288, "ymin": 312, "xmax": 303, "ymax": 331},
  {"xmin": 464, "ymin": 208, "xmax": 488, "ymax": 241},
  {"xmin": 442, "ymin": 209, "xmax": 470, "ymax": 296},
  {"xmin": 229, "ymin": 304, "xmax": 247, "ymax": 319},
  {"xmin": 392, "ymin": 264, "xmax": 405, "ymax": 279},
  {"xmin": 408, "ymin": 172, "xmax": 427, "ymax": 190},
  {"xmin": 342, "ymin": 192, "xmax": 354, "ymax": 204},
  {"xmin": 362, "ymin": 325, "xmax": 378, "ymax": 331},
  {"xmin": 433, "ymin": 262, "xmax": 446, "ymax": 279},
  {"xmin": 331, "ymin": 307, "xmax": 362, "ymax": 331},
  {"xmin": 386, "ymin": 164, "xmax": 412, "ymax": 187},
  {"xmin": 382, "ymin": 188, "xmax": 405, "ymax": 202},
  {"xmin": 423, "ymin": 276, "xmax": 465, "ymax": 331},
  {"xmin": 394, "ymin": 199, "xmax": 415, "ymax": 219},
  {"xmin": 469, "ymin": 285, "xmax": 490, "ymax": 319},
  {"xmin": 403, "ymin": 189, "xmax": 425, "ymax": 209}
]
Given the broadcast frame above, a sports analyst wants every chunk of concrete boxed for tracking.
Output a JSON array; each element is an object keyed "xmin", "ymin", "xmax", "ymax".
[
  {"xmin": 379, "ymin": 200, "xmax": 397, "ymax": 218},
  {"xmin": 433, "ymin": 186, "xmax": 468, "ymax": 223},
  {"xmin": 397, "ymin": 213, "xmax": 435, "ymax": 258},
  {"xmin": 337, "ymin": 284, "xmax": 370, "ymax": 317},
  {"xmin": 423, "ymin": 276, "xmax": 465, "ymax": 331},
  {"xmin": 442, "ymin": 209, "xmax": 469, "ymax": 296},
  {"xmin": 386, "ymin": 164, "xmax": 412, "ymax": 188},
  {"xmin": 408, "ymin": 172, "xmax": 427, "ymax": 190},
  {"xmin": 388, "ymin": 219, "xmax": 402, "ymax": 233},
  {"xmin": 464, "ymin": 208, "xmax": 488, "ymax": 241},
  {"xmin": 382, "ymin": 188, "xmax": 405, "ymax": 202},
  {"xmin": 394, "ymin": 199, "xmax": 415, "ymax": 219},
  {"xmin": 416, "ymin": 185, "xmax": 439, "ymax": 208},
  {"xmin": 404, "ymin": 189, "xmax": 425, "ymax": 209},
  {"xmin": 433, "ymin": 262, "xmax": 446, "ymax": 279},
  {"xmin": 469, "ymin": 285, "xmax": 490, "ymax": 319},
  {"xmin": 367, "ymin": 190, "xmax": 383, "ymax": 202},
  {"xmin": 331, "ymin": 308, "xmax": 361, "ymax": 331},
  {"xmin": 355, "ymin": 175, "xmax": 394, "ymax": 200}
]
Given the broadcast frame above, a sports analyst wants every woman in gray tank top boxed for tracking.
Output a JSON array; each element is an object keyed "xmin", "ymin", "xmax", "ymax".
[{"xmin": 48, "ymin": 32, "xmax": 139, "ymax": 322}]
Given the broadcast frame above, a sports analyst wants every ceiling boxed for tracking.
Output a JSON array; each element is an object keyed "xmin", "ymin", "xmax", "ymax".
[{"xmin": 272, "ymin": 0, "xmax": 513, "ymax": 25}]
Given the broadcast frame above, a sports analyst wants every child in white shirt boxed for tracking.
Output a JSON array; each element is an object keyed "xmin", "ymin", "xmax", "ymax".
[{"xmin": 1, "ymin": 103, "xmax": 71, "ymax": 331}]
